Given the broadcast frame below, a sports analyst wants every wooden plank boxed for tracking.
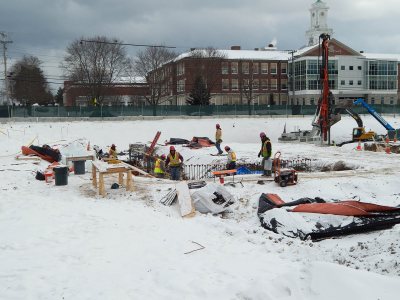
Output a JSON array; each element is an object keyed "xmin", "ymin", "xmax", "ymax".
[
  {"xmin": 175, "ymin": 181, "xmax": 196, "ymax": 218},
  {"xmin": 92, "ymin": 164, "xmax": 97, "ymax": 188},
  {"xmin": 212, "ymin": 169, "xmax": 237, "ymax": 176},
  {"xmin": 129, "ymin": 165, "xmax": 154, "ymax": 178},
  {"xmin": 15, "ymin": 155, "xmax": 41, "ymax": 161},
  {"xmin": 126, "ymin": 170, "xmax": 133, "ymax": 191},
  {"xmin": 99, "ymin": 173, "xmax": 105, "ymax": 197}
]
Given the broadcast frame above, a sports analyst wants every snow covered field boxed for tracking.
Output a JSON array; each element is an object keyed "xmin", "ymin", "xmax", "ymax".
[{"xmin": 0, "ymin": 115, "xmax": 399, "ymax": 300}]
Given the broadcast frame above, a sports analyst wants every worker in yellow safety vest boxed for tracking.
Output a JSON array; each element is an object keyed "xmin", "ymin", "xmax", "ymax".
[
  {"xmin": 165, "ymin": 146, "xmax": 184, "ymax": 180},
  {"xmin": 258, "ymin": 132, "xmax": 272, "ymax": 176},
  {"xmin": 224, "ymin": 146, "xmax": 237, "ymax": 170},
  {"xmin": 109, "ymin": 144, "xmax": 117, "ymax": 159},
  {"xmin": 154, "ymin": 154, "xmax": 166, "ymax": 178}
]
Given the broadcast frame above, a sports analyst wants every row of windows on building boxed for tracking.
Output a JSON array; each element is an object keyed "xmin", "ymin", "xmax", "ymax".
[
  {"xmin": 221, "ymin": 62, "xmax": 287, "ymax": 75},
  {"xmin": 290, "ymin": 60, "xmax": 397, "ymax": 76},
  {"xmin": 176, "ymin": 61, "xmax": 288, "ymax": 76},
  {"xmin": 176, "ymin": 78, "xmax": 288, "ymax": 93},
  {"xmin": 221, "ymin": 78, "xmax": 288, "ymax": 91}
]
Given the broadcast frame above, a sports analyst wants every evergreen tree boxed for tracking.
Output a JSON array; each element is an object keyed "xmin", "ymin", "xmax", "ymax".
[
  {"xmin": 186, "ymin": 76, "xmax": 210, "ymax": 105},
  {"xmin": 9, "ymin": 56, "xmax": 53, "ymax": 105},
  {"xmin": 54, "ymin": 87, "xmax": 64, "ymax": 105}
]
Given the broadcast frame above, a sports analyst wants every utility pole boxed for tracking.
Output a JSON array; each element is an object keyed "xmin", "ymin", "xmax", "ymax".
[
  {"xmin": 0, "ymin": 32, "xmax": 13, "ymax": 106},
  {"xmin": 289, "ymin": 50, "xmax": 296, "ymax": 106}
]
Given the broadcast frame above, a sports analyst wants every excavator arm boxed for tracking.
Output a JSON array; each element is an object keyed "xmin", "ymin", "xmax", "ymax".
[
  {"xmin": 354, "ymin": 98, "xmax": 395, "ymax": 131},
  {"xmin": 344, "ymin": 108, "xmax": 363, "ymax": 128}
]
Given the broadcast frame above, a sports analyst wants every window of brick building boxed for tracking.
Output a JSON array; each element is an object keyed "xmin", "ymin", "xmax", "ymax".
[
  {"xmin": 177, "ymin": 79, "xmax": 185, "ymax": 93},
  {"xmin": 271, "ymin": 79, "xmax": 277, "ymax": 90},
  {"xmin": 252, "ymin": 79, "xmax": 259, "ymax": 90},
  {"xmin": 177, "ymin": 62, "xmax": 185, "ymax": 76},
  {"xmin": 243, "ymin": 79, "xmax": 250, "ymax": 89},
  {"xmin": 252, "ymin": 63, "xmax": 259, "ymax": 74},
  {"xmin": 231, "ymin": 79, "xmax": 238, "ymax": 90},
  {"xmin": 242, "ymin": 62, "xmax": 249, "ymax": 74},
  {"xmin": 222, "ymin": 62, "xmax": 229, "ymax": 74},
  {"xmin": 231, "ymin": 62, "xmax": 238, "ymax": 74},
  {"xmin": 281, "ymin": 79, "xmax": 288, "ymax": 90},
  {"xmin": 270, "ymin": 63, "xmax": 277, "ymax": 74},
  {"xmin": 261, "ymin": 63, "xmax": 268, "ymax": 74},
  {"xmin": 222, "ymin": 79, "xmax": 229, "ymax": 90},
  {"xmin": 281, "ymin": 63, "xmax": 287, "ymax": 74},
  {"xmin": 261, "ymin": 79, "xmax": 268, "ymax": 90}
]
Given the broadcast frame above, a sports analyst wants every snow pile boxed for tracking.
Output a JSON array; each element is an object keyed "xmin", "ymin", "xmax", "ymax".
[{"xmin": 0, "ymin": 117, "xmax": 399, "ymax": 299}]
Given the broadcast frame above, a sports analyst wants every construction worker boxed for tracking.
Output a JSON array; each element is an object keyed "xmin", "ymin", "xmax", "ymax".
[
  {"xmin": 154, "ymin": 154, "xmax": 166, "ymax": 178},
  {"xmin": 165, "ymin": 146, "xmax": 184, "ymax": 180},
  {"xmin": 109, "ymin": 144, "xmax": 117, "ymax": 159},
  {"xmin": 224, "ymin": 146, "xmax": 237, "ymax": 170},
  {"xmin": 215, "ymin": 123, "xmax": 223, "ymax": 155},
  {"xmin": 258, "ymin": 132, "xmax": 272, "ymax": 176}
]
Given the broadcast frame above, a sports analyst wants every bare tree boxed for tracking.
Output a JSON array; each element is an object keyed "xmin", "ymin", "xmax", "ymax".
[
  {"xmin": 9, "ymin": 56, "xmax": 53, "ymax": 105},
  {"xmin": 238, "ymin": 60, "xmax": 261, "ymax": 115},
  {"xmin": 187, "ymin": 47, "xmax": 226, "ymax": 103},
  {"xmin": 62, "ymin": 36, "xmax": 132, "ymax": 105},
  {"xmin": 134, "ymin": 46, "xmax": 177, "ymax": 115}
]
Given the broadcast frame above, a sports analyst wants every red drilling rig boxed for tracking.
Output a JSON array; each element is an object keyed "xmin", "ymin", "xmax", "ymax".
[{"xmin": 312, "ymin": 33, "xmax": 336, "ymax": 143}]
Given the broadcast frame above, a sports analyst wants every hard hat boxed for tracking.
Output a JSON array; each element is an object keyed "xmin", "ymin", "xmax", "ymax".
[
  {"xmin": 216, "ymin": 123, "xmax": 220, "ymax": 128},
  {"xmin": 260, "ymin": 132, "xmax": 266, "ymax": 138},
  {"xmin": 161, "ymin": 154, "xmax": 166, "ymax": 160},
  {"xmin": 170, "ymin": 145, "xmax": 175, "ymax": 151},
  {"xmin": 224, "ymin": 146, "xmax": 230, "ymax": 151}
]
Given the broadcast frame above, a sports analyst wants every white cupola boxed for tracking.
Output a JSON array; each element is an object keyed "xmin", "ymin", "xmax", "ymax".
[{"xmin": 305, "ymin": 0, "xmax": 333, "ymax": 46}]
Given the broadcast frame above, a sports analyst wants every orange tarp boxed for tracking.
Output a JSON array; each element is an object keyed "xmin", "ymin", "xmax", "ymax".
[{"xmin": 292, "ymin": 201, "xmax": 400, "ymax": 216}]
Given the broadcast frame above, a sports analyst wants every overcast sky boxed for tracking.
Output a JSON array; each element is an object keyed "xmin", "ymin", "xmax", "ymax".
[{"xmin": 1, "ymin": 0, "xmax": 400, "ymax": 92}]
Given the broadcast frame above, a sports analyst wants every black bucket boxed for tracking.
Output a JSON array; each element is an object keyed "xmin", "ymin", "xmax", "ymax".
[
  {"xmin": 73, "ymin": 160, "xmax": 86, "ymax": 175},
  {"xmin": 54, "ymin": 166, "xmax": 68, "ymax": 186}
]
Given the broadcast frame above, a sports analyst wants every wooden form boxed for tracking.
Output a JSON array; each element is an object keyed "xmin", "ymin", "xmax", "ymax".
[
  {"xmin": 66, "ymin": 155, "xmax": 95, "ymax": 164},
  {"xmin": 92, "ymin": 161, "xmax": 134, "ymax": 197}
]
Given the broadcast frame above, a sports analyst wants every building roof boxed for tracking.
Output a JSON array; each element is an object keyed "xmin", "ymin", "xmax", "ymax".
[
  {"xmin": 362, "ymin": 53, "xmax": 400, "ymax": 61},
  {"xmin": 174, "ymin": 49, "xmax": 291, "ymax": 62}
]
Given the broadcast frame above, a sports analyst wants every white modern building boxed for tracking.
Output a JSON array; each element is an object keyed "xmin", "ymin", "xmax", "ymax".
[{"xmin": 289, "ymin": 0, "xmax": 399, "ymax": 105}]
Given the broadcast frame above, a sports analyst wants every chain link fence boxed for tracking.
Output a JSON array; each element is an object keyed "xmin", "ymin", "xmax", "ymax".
[{"xmin": 1, "ymin": 104, "xmax": 399, "ymax": 119}]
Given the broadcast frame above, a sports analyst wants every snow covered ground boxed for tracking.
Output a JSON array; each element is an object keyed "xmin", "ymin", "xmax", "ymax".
[{"xmin": 0, "ymin": 115, "xmax": 399, "ymax": 300}]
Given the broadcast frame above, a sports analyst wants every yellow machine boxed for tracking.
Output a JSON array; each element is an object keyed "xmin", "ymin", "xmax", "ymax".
[{"xmin": 352, "ymin": 127, "xmax": 375, "ymax": 142}]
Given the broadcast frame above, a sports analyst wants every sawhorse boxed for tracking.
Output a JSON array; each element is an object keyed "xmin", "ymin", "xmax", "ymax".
[{"xmin": 212, "ymin": 169, "xmax": 237, "ymax": 184}]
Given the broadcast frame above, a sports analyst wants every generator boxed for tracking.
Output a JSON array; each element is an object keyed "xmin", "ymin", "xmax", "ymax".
[{"xmin": 273, "ymin": 151, "xmax": 298, "ymax": 187}]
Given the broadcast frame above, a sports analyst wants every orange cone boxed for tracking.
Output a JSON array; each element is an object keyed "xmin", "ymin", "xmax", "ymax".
[
  {"xmin": 356, "ymin": 140, "xmax": 362, "ymax": 151},
  {"xmin": 385, "ymin": 136, "xmax": 390, "ymax": 144},
  {"xmin": 385, "ymin": 144, "xmax": 391, "ymax": 154}
]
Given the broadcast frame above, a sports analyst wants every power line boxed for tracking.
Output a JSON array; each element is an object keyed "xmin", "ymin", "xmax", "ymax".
[{"xmin": 80, "ymin": 39, "xmax": 176, "ymax": 49}]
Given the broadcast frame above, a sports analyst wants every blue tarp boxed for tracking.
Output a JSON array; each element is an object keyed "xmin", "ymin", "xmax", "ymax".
[{"xmin": 236, "ymin": 166, "xmax": 263, "ymax": 175}]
